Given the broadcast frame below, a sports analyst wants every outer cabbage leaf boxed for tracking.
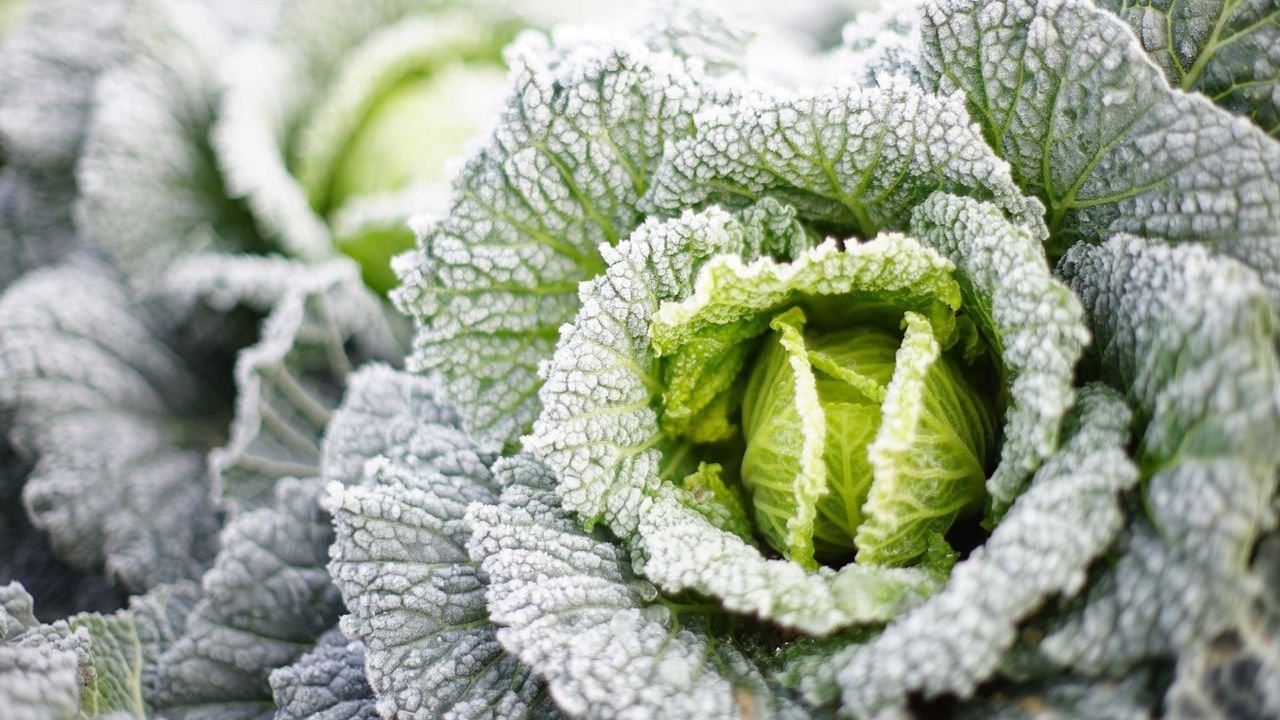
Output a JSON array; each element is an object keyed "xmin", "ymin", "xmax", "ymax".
[
  {"xmin": 268, "ymin": 629, "xmax": 375, "ymax": 720},
  {"xmin": 327, "ymin": 366, "xmax": 548, "ymax": 719},
  {"xmin": 1096, "ymin": 0, "xmax": 1280, "ymax": 139},
  {"xmin": 181, "ymin": 256, "xmax": 401, "ymax": 512},
  {"xmin": 1, "ymin": 582, "xmax": 94, "ymax": 719},
  {"xmin": 1038, "ymin": 235, "xmax": 1280, "ymax": 671},
  {"xmin": 147, "ymin": 478, "xmax": 340, "ymax": 720},
  {"xmin": 785, "ymin": 384, "xmax": 1138, "ymax": 718},
  {"xmin": 76, "ymin": 0, "xmax": 266, "ymax": 288},
  {"xmin": 920, "ymin": 0, "xmax": 1280, "ymax": 304},
  {"xmin": 645, "ymin": 74, "xmax": 1046, "ymax": 238},
  {"xmin": 0, "ymin": 433, "xmax": 126, "ymax": 622},
  {"xmin": 394, "ymin": 19, "xmax": 721, "ymax": 449},
  {"xmin": 470, "ymin": 453, "xmax": 809, "ymax": 720},
  {"xmin": 319, "ymin": 364, "xmax": 485, "ymax": 491},
  {"xmin": 0, "ymin": 260, "xmax": 221, "ymax": 592},
  {"xmin": 144, "ymin": 360, "xmax": 434, "ymax": 718}
]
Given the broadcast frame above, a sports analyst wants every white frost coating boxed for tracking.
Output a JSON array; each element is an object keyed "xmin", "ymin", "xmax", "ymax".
[
  {"xmin": 921, "ymin": 0, "xmax": 1280, "ymax": 304},
  {"xmin": 471, "ymin": 454, "xmax": 802, "ymax": 720},
  {"xmin": 645, "ymin": 74, "xmax": 1046, "ymax": 238},
  {"xmin": 327, "ymin": 371, "xmax": 549, "ymax": 720},
  {"xmin": 0, "ymin": 584, "xmax": 83, "ymax": 720},
  {"xmin": 0, "ymin": 261, "xmax": 219, "ymax": 592},
  {"xmin": 394, "ymin": 22, "xmax": 715, "ymax": 449},
  {"xmin": 792, "ymin": 385, "xmax": 1137, "ymax": 718},
  {"xmin": 908, "ymin": 193, "xmax": 1087, "ymax": 507},
  {"xmin": 148, "ymin": 477, "xmax": 345, "ymax": 718},
  {"xmin": 1041, "ymin": 236, "xmax": 1280, "ymax": 672},
  {"xmin": 0, "ymin": 0, "xmax": 127, "ymax": 171},
  {"xmin": 186, "ymin": 255, "xmax": 400, "ymax": 512},
  {"xmin": 320, "ymin": 364, "xmax": 486, "ymax": 490},
  {"xmin": 269, "ymin": 628, "xmax": 376, "ymax": 720},
  {"xmin": 0, "ymin": 580, "xmax": 199, "ymax": 719}
]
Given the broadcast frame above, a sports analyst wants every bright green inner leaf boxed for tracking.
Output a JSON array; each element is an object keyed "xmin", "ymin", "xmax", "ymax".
[
  {"xmin": 324, "ymin": 62, "xmax": 508, "ymax": 211},
  {"xmin": 653, "ymin": 236, "xmax": 997, "ymax": 572}
]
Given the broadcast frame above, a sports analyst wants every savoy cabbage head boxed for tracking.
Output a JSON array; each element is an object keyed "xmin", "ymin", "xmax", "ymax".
[
  {"xmin": 2, "ymin": 0, "xmax": 1280, "ymax": 718},
  {"xmin": 376, "ymin": 0, "xmax": 1280, "ymax": 717}
]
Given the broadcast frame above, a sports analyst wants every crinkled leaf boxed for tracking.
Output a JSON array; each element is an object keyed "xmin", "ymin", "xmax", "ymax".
[
  {"xmin": 395, "ymin": 22, "xmax": 718, "ymax": 449},
  {"xmin": 0, "ymin": 580, "xmax": 200, "ymax": 720},
  {"xmin": 148, "ymin": 478, "xmax": 341, "ymax": 720},
  {"xmin": 921, "ymin": 0, "xmax": 1280, "ymax": 303},
  {"xmin": 1039, "ymin": 236, "xmax": 1280, "ymax": 671},
  {"xmin": 0, "ymin": 261, "xmax": 221, "ymax": 592},
  {"xmin": 470, "ymin": 453, "xmax": 807, "ymax": 720},
  {"xmin": 787, "ymin": 384, "xmax": 1138, "ymax": 718},
  {"xmin": 327, "ymin": 366, "xmax": 547, "ymax": 719},
  {"xmin": 1096, "ymin": 0, "xmax": 1280, "ymax": 139},
  {"xmin": 645, "ymin": 74, "xmax": 1046, "ymax": 238},
  {"xmin": 320, "ymin": 363, "xmax": 485, "ymax": 491},
  {"xmin": 0, "ymin": 582, "xmax": 85, "ymax": 719},
  {"xmin": 268, "ymin": 629, "xmax": 376, "ymax": 720}
]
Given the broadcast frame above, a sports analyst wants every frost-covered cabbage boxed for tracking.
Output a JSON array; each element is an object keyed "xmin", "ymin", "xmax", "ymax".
[
  {"xmin": 357, "ymin": 0, "xmax": 1279, "ymax": 717},
  {"xmin": 3, "ymin": 0, "xmax": 1280, "ymax": 718}
]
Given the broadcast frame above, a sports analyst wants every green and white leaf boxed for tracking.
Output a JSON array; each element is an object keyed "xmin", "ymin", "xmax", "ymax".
[
  {"xmin": 0, "ymin": 579, "xmax": 200, "ymax": 720},
  {"xmin": 395, "ymin": 21, "xmax": 719, "ymax": 449},
  {"xmin": 921, "ymin": 0, "xmax": 1280, "ymax": 304},
  {"xmin": 645, "ymin": 75, "xmax": 1046, "ymax": 238},
  {"xmin": 908, "ymin": 192, "xmax": 1088, "ymax": 508}
]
